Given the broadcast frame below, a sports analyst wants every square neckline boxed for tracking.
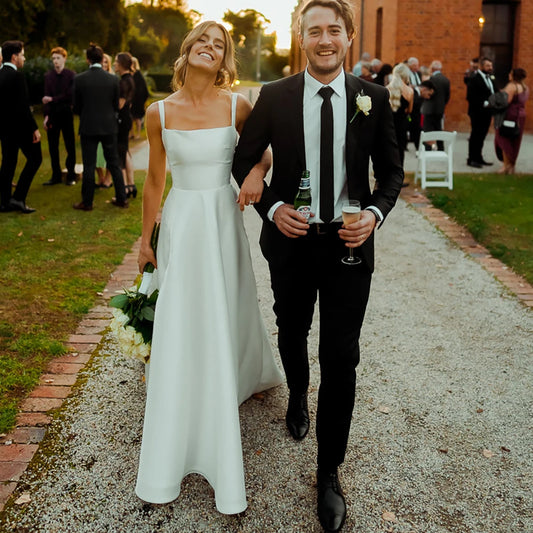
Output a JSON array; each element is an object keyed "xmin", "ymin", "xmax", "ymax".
[{"xmin": 159, "ymin": 93, "xmax": 238, "ymax": 133}]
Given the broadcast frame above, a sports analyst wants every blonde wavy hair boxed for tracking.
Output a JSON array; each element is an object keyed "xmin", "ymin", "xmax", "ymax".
[
  {"xmin": 171, "ymin": 21, "xmax": 236, "ymax": 91},
  {"xmin": 387, "ymin": 62, "xmax": 411, "ymax": 112}
]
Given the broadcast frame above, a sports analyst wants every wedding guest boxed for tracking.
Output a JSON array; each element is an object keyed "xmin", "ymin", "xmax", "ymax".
[
  {"xmin": 370, "ymin": 57, "xmax": 382, "ymax": 80},
  {"xmin": 387, "ymin": 62, "xmax": 414, "ymax": 167},
  {"xmin": 73, "ymin": 43, "xmax": 128, "ymax": 210},
  {"xmin": 494, "ymin": 68, "xmax": 529, "ymax": 174},
  {"xmin": 42, "ymin": 46, "xmax": 77, "ymax": 186},
  {"xmin": 421, "ymin": 60, "xmax": 450, "ymax": 149},
  {"xmin": 464, "ymin": 57, "xmax": 479, "ymax": 85},
  {"xmin": 96, "ymin": 53, "xmax": 113, "ymax": 188},
  {"xmin": 374, "ymin": 62, "xmax": 392, "ymax": 86},
  {"xmin": 114, "ymin": 52, "xmax": 136, "ymax": 198},
  {"xmin": 233, "ymin": 1, "xmax": 403, "ymax": 530},
  {"xmin": 359, "ymin": 61, "xmax": 373, "ymax": 82},
  {"xmin": 130, "ymin": 56, "xmax": 149, "ymax": 139},
  {"xmin": 0, "ymin": 40, "xmax": 42, "ymax": 213},
  {"xmin": 419, "ymin": 65, "xmax": 431, "ymax": 81},
  {"xmin": 352, "ymin": 51, "xmax": 370, "ymax": 77},
  {"xmin": 466, "ymin": 57, "xmax": 495, "ymax": 168},
  {"xmin": 407, "ymin": 57, "xmax": 422, "ymax": 149},
  {"xmin": 135, "ymin": 20, "xmax": 282, "ymax": 514}
]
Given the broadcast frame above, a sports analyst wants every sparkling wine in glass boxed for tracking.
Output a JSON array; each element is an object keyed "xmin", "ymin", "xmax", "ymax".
[{"xmin": 341, "ymin": 200, "xmax": 362, "ymax": 265}]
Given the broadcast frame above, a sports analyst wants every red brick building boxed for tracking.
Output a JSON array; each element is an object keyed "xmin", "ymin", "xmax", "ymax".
[{"xmin": 289, "ymin": 0, "xmax": 532, "ymax": 132}]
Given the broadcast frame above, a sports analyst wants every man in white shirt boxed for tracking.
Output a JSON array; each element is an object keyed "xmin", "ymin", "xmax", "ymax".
[{"xmin": 233, "ymin": 1, "xmax": 403, "ymax": 531}]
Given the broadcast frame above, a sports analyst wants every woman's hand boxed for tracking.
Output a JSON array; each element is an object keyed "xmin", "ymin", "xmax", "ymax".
[
  {"xmin": 237, "ymin": 167, "xmax": 264, "ymax": 211},
  {"xmin": 138, "ymin": 242, "xmax": 157, "ymax": 273}
]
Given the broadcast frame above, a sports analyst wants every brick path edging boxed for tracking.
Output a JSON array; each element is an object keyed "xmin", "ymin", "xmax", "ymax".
[
  {"xmin": 0, "ymin": 241, "xmax": 141, "ymax": 512},
  {"xmin": 1, "ymin": 189, "xmax": 531, "ymax": 513},
  {"xmin": 400, "ymin": 185, "xmax": 533, "ymax": 308}
]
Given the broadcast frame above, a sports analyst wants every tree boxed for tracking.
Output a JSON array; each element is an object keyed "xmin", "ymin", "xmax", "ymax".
[
  {"xmin": 126, "ymin": 2, "xmax": 193, "ymax": 70},
  {"xmin": 223, "ymin": 9, "xmax": 288, "ymax": 81}
]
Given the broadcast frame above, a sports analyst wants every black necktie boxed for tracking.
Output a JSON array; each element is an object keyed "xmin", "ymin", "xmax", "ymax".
[{"xmin": 318, "ymin": 86, "xmax": 334, "ymax": 223}]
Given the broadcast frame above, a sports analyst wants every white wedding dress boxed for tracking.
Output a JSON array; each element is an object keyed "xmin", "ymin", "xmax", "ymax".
[{"xmin": 135, "ymin": 95, "xmax": 283, "ymax": 514}]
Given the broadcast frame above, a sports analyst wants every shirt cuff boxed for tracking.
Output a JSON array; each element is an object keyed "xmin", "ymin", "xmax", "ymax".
[
  {"xmin": 267, "ymin": 201, "xmax": 284, "ymax": 221},
  {"xmin": 366, "ymin": 206, "xmax": 384, "ymax": 227}
]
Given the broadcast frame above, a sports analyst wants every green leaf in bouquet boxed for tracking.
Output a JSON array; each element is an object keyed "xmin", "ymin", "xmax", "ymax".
[
  {"xmin": 110, "ymin": 293, "xmax": 131, "ymax": 308},
  {"xmin": 141, "ymin": 306, "xmax": 155, "ymax": 321}
]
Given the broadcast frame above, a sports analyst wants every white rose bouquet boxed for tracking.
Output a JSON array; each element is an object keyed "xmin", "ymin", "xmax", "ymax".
[
  {"xmin": 350, "ymin": 91, "xmax": 372, "ymax": 123},
  {"xmin": 110, "ymin": 223, "xmax": 160, "ymax": 364}
]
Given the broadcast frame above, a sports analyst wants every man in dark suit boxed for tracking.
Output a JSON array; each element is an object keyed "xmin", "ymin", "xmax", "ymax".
[
  {"xmin": 42, "ymin": 46, "xmax": 77, "ymax": 186},
  {"xmin": 466, "ymin": 57, "xmax": 495, "ymax": 168},
  {"xmin": 421, "ymin": 60, "xmax": 450, "ymax": 150},
  {"xmin": 407, "ymin": 56, "xmax": 422, "ymax": 149},
  {"xmin": 0, "ymin": 40, "xmax": 42, "ymax": 213},
  {"xmin": 72, "ymin": 43, "xmax": 127, "ymax": 210},
  {"xmin": 233, "ymin": 1, "xmax": 403, "ymax": 531}
]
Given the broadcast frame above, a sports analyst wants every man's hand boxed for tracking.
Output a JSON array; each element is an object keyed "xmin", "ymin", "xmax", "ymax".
[
  {"xmin": 273, "ymin": 203, "xmax": 311, "ymax": 238},
  {"xmin": 42, "ymin": 96, "xmax": 53, "ymax": 105},
  {"xmin": 32, "ymin": 129, "xmax": 41, "ymax": 143},
  {"xmin": 338, "ymin": 210, "xmax": 377, "ymax": 247}
]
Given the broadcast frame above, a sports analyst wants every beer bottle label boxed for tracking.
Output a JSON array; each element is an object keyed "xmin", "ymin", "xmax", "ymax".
[{"xmin": 296, "ymin": 205, "xmax": 311, "ymax": 221}]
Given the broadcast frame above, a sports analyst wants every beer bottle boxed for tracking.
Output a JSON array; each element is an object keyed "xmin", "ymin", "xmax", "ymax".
[{"xmin": 294, "ymin": 170, "xmax": 312, "ymax": 221}]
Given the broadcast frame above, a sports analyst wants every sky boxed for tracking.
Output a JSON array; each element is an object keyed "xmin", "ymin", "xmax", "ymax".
[{"xmin": 186, "ymin": 0, "xmax": 296, "ymax": 49}]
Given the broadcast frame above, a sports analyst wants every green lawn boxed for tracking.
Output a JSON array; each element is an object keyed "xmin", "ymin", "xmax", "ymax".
[
  {"xmin": 0, "ymin": 111, "xmax": 147, "ymax": 433},
  {"xmin": 425, "ymin": 172, "xmax": 533, "ymax": 286}
]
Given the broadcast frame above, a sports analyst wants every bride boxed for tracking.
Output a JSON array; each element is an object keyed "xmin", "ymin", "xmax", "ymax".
[{"xmin": 135, "ymin": 21, "xmax": 283, "ymax": 514}]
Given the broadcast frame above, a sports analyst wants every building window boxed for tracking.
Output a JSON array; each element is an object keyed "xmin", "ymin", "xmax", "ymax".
[{"xmin": 375, "ymin": 7, "xmax": 383, "ymax": 59}]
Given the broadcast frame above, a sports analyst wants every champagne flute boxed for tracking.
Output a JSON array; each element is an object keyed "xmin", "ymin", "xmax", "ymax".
[{"xmin": 341, "ymin": 200, "xmax": 362, "ymax": 265}]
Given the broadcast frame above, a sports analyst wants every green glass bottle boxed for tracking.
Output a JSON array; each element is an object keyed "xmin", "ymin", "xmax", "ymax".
[{"xmin": 294, "ymin": 170, "xmax": 312, "ymax": 221}]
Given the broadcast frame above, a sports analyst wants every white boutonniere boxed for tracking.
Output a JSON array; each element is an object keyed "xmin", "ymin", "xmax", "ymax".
[{"xmin": 350, "ymin": 91, "xmax": 372, "ymax": 123}]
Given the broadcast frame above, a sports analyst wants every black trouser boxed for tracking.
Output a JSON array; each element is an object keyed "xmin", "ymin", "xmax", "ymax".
[
  {"xmin": 423, "ymin": 113, "xmax": 444, "ymax": 150},
  {"xmin": 0, "ymin": 135, "xmax": 42, "ymax": 206},
  {"xmin": 267, "ymin": 226, "xmax": 372, "ymax": 471},
  {"xmin": 47, "ymin": 110, "xmax": 76, "ymax": 181},
  {"xmin": 468, "ymin": 111, "xmax": 492, "ymax": 163},
  {"xmin": 80, "ymin": 133, "xmax": 126, "ymax": 206}
]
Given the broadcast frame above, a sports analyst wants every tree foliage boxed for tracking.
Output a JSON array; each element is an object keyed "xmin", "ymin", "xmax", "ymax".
[
  {"xmin": 0, "ymin": 0, "xmax": 128, "ymax": 56},
  {"xmin": 223, "ymin": 9, "xmax": 288, "ymax": 81},
  {"xmin": 126, "ymin": 2, "xmax": 193, "ymax": 70}
]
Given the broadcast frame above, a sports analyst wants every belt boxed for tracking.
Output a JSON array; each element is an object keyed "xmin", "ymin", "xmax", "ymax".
[{"xmin": 309, "ymin": 222, "xmax": 343, "ymax": 235}]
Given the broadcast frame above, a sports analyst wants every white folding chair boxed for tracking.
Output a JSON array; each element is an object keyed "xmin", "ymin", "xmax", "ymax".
[{"xmin": 415, "ymin": 131, "xmax": 457, "ymax": 190}]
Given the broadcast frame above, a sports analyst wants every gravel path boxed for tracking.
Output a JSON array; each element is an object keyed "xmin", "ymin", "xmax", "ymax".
[{"xmin": 1, "ymin": 199, "xmax": 531, "ymax": 532}]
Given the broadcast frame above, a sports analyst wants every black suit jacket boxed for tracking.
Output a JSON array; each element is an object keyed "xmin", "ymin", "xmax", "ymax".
[
  {"xmin": 421, "ymin": 72, "xmax": 450, "ymax": 116},
  {"xmin": 233, "ymin": 72, "xmax": 404, "ymax": 271},
  {"xmin": 73, "ymin": 66, "xmax": 119, "ymax": 136},
  {"xmin": 467, "ymin": 71, "xmax": 495, "ymax": 117},
  {"xmin": 0, "ymin": 64, "xmax": 38, "ymax": 141}
]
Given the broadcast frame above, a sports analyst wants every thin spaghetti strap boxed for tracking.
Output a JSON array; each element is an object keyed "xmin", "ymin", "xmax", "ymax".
[
  {"xmin": 158, "ymin": 100, "xmax": 166, "ymax": 129},
  {"xmin": 231, "ymin": 93, "xmax": 238, "ymax": 128}
]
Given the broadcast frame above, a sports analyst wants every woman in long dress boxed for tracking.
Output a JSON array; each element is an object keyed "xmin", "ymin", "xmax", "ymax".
[
  {"xmin": 494, "ymin": 68, "xmax": 529, "ymax": 174},
  {"xmin": 386, "ymin": 63, "xmax": 414, "ymax": 168},
  {"xmin": 135, "ymin": 21, "xmax": 283, "ymax": 514}
]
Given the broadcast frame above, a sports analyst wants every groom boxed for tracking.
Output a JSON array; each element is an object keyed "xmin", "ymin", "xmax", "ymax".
[{"xmin": 233, "ymin": 0, "xmax": 403, "ymax": 531}]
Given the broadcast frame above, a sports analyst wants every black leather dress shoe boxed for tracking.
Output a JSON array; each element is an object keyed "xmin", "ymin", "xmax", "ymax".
[
  {"xmin": 9, "ymin": 198, "xmax": 36, "ymax": 213},
  {"xmin": 467, "ymin": 160, "xmax": 483, "ymax": 168},
  {"xmin": 317, "ymin": 469, "xmax": 346, "ymax": 532},
  {"xmin": 286, "ymin": 392, "xmax": 309, "ymax": 440},
  {"xmin": 481, "ymin": 159, "xmax": 493, "ymax": 166},
  {"xmin": 43, "ymin": 178, "xmax": 62, "ymax": 186},
  {"xmin": 73, "ymin": 201, "xmax": 93, "ymax": 211}
]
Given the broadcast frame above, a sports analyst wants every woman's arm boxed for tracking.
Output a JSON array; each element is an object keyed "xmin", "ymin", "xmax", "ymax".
[{"xmin": 138, "ymin": 102, "xmax": 167, "ymax": 272}]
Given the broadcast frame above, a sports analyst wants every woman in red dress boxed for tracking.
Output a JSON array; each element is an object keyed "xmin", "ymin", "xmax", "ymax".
[{"xmin": 495, "ymin": 68, "xmax": 529, "ymax": 174}]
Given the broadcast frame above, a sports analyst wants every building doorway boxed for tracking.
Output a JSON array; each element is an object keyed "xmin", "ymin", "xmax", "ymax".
[{"xmin": 480, "ymin": 0, "xmax": 518, "ymax": 89}]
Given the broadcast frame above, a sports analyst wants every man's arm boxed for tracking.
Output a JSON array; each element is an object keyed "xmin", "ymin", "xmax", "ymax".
[{"xmin": 233, "ymin": 86, "xmax": 282, "ymax": 220}]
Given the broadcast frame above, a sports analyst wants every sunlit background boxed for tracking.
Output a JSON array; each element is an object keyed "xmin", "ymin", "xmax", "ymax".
[{"xmin": 186, "ymin": 1, "xmax": 293, "ymax": 50}]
